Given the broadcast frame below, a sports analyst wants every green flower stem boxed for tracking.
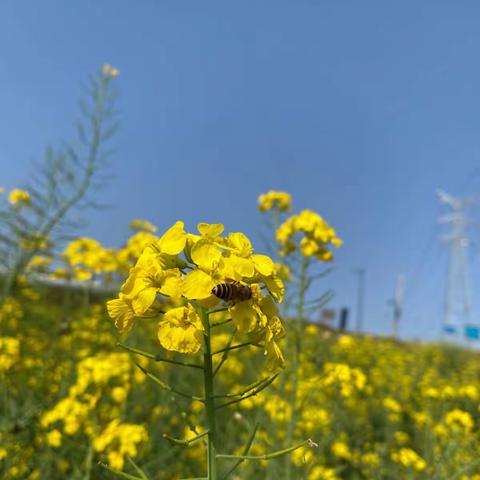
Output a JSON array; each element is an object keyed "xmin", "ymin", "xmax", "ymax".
[
  {"xmin": 211, "ymin": 342, "xmax": 258, "ymax": 356},
  {"xmin": 217, "ymin": 439, "xmax": 313, "ymax": 461},
  {"xmin": 135, "ymin": 363, "xmax": 204, "ymax": 402},
  {"xmin": 203, "ymin": 308, "xmax": 218, "ymax": 480},
  {"xmin": 118, "ymin": 343, "xmax": 203, "ymax": 369},
  {"xmin": 285, "ymin": 256, "xmax": 309, "ymax": 480},
  {"xmin": 98, "ymin": 462, "xmax": 144, "ymax": 480},
  {"xmin": 163, "ymin": 430, "xmax": 210, "ymax": 447},
  {"xmin": 216, "ymin": 374, "xmax": 279, "ymax": 410},
  {"xmin": 211, "ymin": 318, "xmax": 232, "ymax": 328},
  {"xmin": 126, "ymin": 456, "xmax": 150, "ymax": 480},
  {"xmin": 213, "ymin": 374, "xmax": 277, "ymax": 399},
  {"xmin": 207, "ymin": 306, "xmax": 230, "ymax": 315},
  {"xmin": 221, "ymin": 423, "xmax": 259, "ymax": 480},
  {"xmin": 213, "ymin": 330, "xmax": 236, "ymax": 377}
]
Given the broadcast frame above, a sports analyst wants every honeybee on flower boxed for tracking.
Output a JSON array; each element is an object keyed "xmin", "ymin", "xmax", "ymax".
[{"xmin": 107, "ymin": 221, "xmax": 286, "ymax": 369}]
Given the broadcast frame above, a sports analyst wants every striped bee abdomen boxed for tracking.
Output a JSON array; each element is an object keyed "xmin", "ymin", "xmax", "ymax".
[{"xmin": 212, "ymin": 282, "xmax": 252, "ymax": 303}]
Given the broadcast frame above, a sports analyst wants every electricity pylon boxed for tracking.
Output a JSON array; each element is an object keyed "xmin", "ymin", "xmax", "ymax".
[
  {"xmin": 391, "ymin": 274, "xmax": 405, "ymax": 339},
  {"xmin": 437, "ymin": 190, "xmax": 474, "ymax": 342}
]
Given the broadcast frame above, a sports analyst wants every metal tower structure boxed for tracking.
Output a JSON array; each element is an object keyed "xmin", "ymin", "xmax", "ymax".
[
  {"xmin": 354, "ymin": 268, "xmax": 366, "ymax": 333},
  {"xmin": 391, "ymin": 274, "xmax": 405, "ymax": 339},
  {"xmin": 437, "ymin": 190, "xmax": 474, "ymax": 342}
]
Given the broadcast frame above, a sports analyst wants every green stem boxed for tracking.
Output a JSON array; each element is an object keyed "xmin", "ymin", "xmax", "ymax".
[
  {"xmin": 202, "ymin": 308, "xmax": 218, "ymax": 480},
  {"xmin": 163, "ymin": 430, "xmax": 210, "ymax": 447},
  {"xmin": 211, "ymin": 318, "xmax": 232, "ymax": 328},
  {"xmin": 217, "ymin": 439, "xmax": 313, "ymax": 461},
  {"xmin": 285, "ymin": 256, "xmax": 309, "ymax": 480},
  {"xmin": 213, "ymin": 330, "xmax": 236, "ymax": 377},
  {"xmin": 221, "ymin": 423, "xmax": 259, "ymax": 479},
  {"xmin": 212, "ymin": 342, "xmax": 257, "ymax": 356},
  {"xmin": 118, "ymin": 343, "xmax": 203, "ymax": 369},
  {"xmin": 135, "ymin": 363, "xmax": 204, "ymax": 402},
  {"xmin": 216, "ymin": 374, "xmax": 279, "ymax": 410}
]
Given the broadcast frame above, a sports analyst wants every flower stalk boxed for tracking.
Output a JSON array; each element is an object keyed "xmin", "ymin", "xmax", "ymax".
[
  {"xmin": 203, "ymin": 308, "xmax": 219, "ymax": 480},
  {"xmin": 285, "ymin": 255, "xmax": 309, "ymax": 480}
]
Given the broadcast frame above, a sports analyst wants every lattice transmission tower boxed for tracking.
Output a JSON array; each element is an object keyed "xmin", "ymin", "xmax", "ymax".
[{"xmin": 437, "ymin": 190, "xmax": 475, "ymax": 343}]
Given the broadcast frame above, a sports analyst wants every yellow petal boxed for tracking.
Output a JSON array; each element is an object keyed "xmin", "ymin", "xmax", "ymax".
[
  {"xmin": 265, "ymin": 340, "xmax": 285, "ymax": 371},
  {"xmin": 159, "ymin": 270, "xmax": 183, "ymax": 298},
  {"xmin": 158, "ymin": 306, "xmax": 203, "ymax": 354},
  {"xmin": 106, "ymin": 296, "xmax": 136, "ymax": 333},
  {"xmin": 263, "ymin": 275, "xmax": 285, "ymax": 303},
  {"xmin": 228, "ymin": 232, "xmax": 253, "ymax": 256},
  {"xmin": 252, "ymin": 254, "xmax": 275, "ymax": 276},
  {"xmin": 191, "ymin": 240, "xmax": 222, "ymax": 270},
  {"xmin": 132, "ymin": 287, "xmax": 158, "ymax": 315},
  {"xmin": 223, "ymin": 255, "xmax": 255, "ymax": 278},
  {"xmin": 260, "ymin": 295, "xmax": 279, "ymax": 318},
  {"xmin": 183, "ymin": 270, "xmax": 216, "ymax": 300},
  {"xmin": 198, "ymin": 223, "xmax": 224, "ymax": 237},
  {"xmin": 157, "ymin": 221, "xmax": 187, "ymax": 255},
  {"xmin": 230, "ymin": 301, "xmax": 257, "ymax": 333}
]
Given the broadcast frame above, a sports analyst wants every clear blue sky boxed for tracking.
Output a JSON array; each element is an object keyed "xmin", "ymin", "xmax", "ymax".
[{"xmin": 3, "ymin": 0, "xmax": 480, "ymax": 339}]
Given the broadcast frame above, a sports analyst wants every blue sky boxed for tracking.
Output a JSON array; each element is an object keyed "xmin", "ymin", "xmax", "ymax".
[{"xmin": 3, "ymin": 1, "xmax": 480, "ymax": 339}]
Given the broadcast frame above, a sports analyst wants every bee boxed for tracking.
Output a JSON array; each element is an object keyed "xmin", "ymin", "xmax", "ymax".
[{"xmin": 211, "ymin": 281, "xmax": 252, "ymax": 303}]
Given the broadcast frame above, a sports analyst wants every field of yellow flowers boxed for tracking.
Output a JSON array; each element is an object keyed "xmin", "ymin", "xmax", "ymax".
[{"xmin": 1, "ymin": 187, "xmax": 480, "ymax": 480}]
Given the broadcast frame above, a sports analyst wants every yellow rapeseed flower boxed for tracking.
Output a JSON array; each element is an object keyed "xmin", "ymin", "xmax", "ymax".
[
  {"xmin": 331, "ymin": 440, "xmax": 352, "ymax": 460},
  {"xmin": 444, "ymin": 409, "xmax": 474, "ymax": 433},
  {"xmin": 276, "ymin": 209, "xmax": 342, "ymax": 260},
  {"xmin": 103, "ymin": 63, "xmax": 120, "ymax": 77},
  {"xmin": 107, "ymin": 221, "xmax": 286, "ymax": 369},
  {"xmin": 258, "ymin": 190, "xmax": 292, "ymax": 212},
  {"xmin": 8, "ymin": 188, "xmax": 30, "ymax": 207},
  {"xmin": 157, "ymin": 305, "xmax": 203, "ymax": 354},
  {"xmin": 46, "ymin": 430, "xmax": 62, "ymax": 448},
  {"xmin": 391, "ymin": 448, "xmax": 426, "ymax": 471},
  {"xmin": 129, "ymin": 218, "xmax": 157, "ymax": 233}
]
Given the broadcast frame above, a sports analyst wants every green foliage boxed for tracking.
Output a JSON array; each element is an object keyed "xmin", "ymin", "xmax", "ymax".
[{"xmin": 0, "ymin": 67, "xmax": 119, "ymax": 296}]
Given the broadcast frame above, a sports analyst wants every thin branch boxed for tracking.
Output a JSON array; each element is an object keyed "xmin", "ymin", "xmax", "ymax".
[
  {"xmin": 211, "ymin": 318, "xmax": 232, "ymax": 328},
  {"xmin": 217, "ymin": 439, "xmax": 317, "ymax": 461},
  {"xmin": 221, "ymin": 423, "xmax": 259, "ymax": 480},
  {"xmin": 118, "ymin": 343, "xmax": 203, "ymax": 369},
  {"xmin": 162, "ymin": 430, "xmax": 209, "ymax": 447},
  {"xmin": 207, "ymin": 306, "xmax": 230, "ymax": 315},
  {"xmin": 213, "ymin": 330, "xmax": 236, "ymax": 377},
  {"xmin": 213, "ymin": 375, "xmax": 277, "ymax": 399},
  {"xmin": 216, "ymin": 374, "xmax": 279, "ymax": 409},
  {"xmin": 98, "ymin": 462, "xmax": 143, "ymax": 480},
  {"xmin": 126, "ymin": 456, "xmax": 150, "ymax": 480},
  {"xmin": 135, "ymin": 363, "xmax": 204, "ymax": 402},
  {"xmin": 212, "ymin": 342, "xmax": 258, "ymax": 356}
]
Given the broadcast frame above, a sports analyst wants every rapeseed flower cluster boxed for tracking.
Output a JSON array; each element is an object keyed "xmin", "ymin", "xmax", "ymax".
[
  {"xmin": 276, "ymin": 209, "xmax": 342, "ymax": 259},
  {"xmin": 40, "ymin": 352, "xmax": 146, "ymax": 468},
  {"xmin": 7, "ymin": 188, "xmax": 31, "ymax": 207},
  {"xmin": 258, "ymin": 190, "xmax": 292, "ymax": 212},
  {"xmin": 93, "ymin": 420, "xmax": 148, "ymax": 470},
  {"xmin": 102, "ymin": 63, "xmax": 120, "ymax": 77},
  {"xmin": 107, "ymin": 221, "xmax": 286, "ymax": 369},
  {"xmin": 0, "ymin": 337, "xmax": 20, "ymax": 372},
  {"xmin": 58, "ymin": 237, "xmax": 118, "ymax": 281},
  {"xmin": 391, "ymin": 447, "xmax": 426, "ymax": 471}
]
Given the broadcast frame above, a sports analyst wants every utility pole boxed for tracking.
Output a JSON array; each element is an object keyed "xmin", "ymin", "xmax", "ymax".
[
  {"xmin": 391, "ymin": 274, "xmax": 405, "ymax": 338},
  {"xmin": 437, "ymin": 190, "xmax": 474, "ymax": 343},
  {"xmin": 354, "ymin": 268, "xmax": 365, "ymax": 333}
]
